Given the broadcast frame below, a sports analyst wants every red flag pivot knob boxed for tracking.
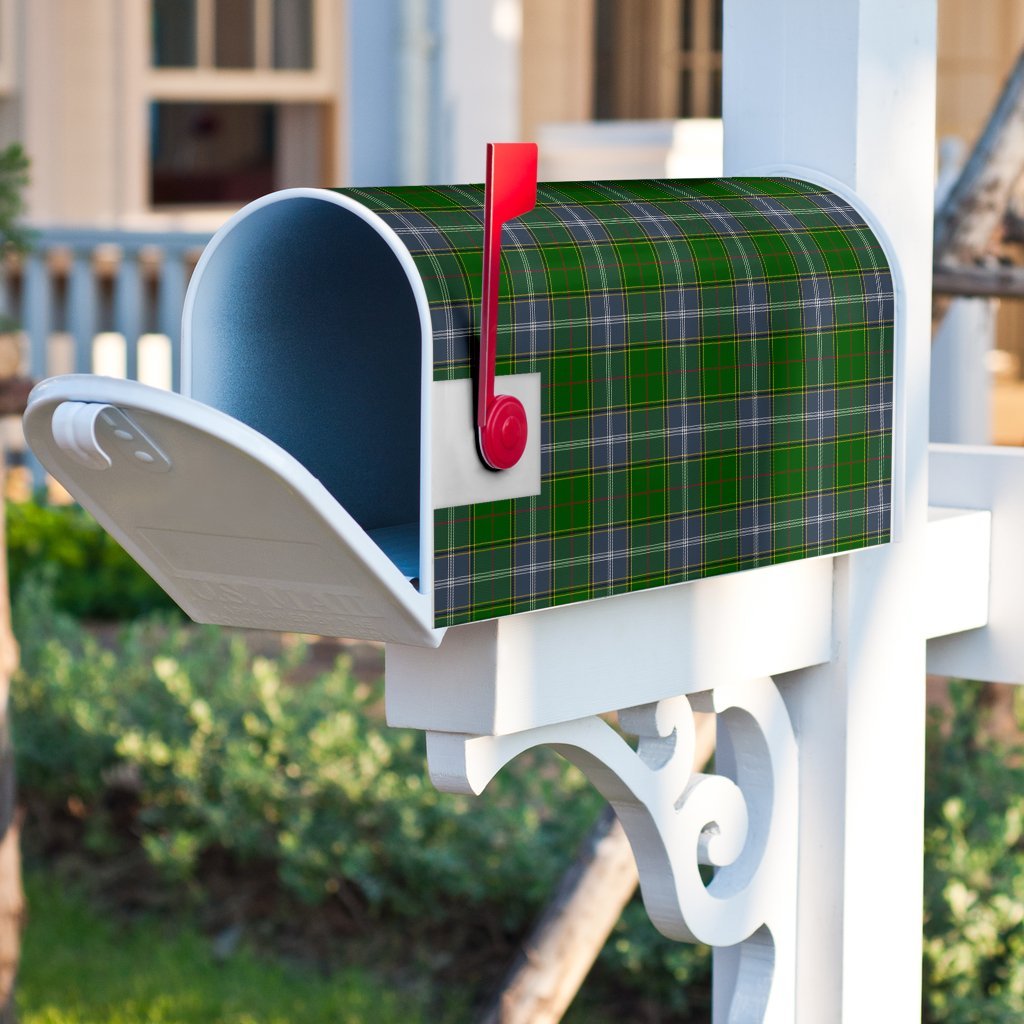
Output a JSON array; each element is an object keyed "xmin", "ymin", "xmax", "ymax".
[{"xmin": 479, "ymin": 392, "xmax": 528, "ymax": 470}]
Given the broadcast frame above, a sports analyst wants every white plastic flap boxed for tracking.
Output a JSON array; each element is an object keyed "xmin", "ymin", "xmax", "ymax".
[{"xmin": 24, "ymin": 376, "xmax": 441, "ymax": 647}]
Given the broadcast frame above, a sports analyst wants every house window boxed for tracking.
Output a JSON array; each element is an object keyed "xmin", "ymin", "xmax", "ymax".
[
  {"xmin": 145, "ymin": 0, "xmax": 334, "ymax": 208},
  {"xmin": 151, "ymin": 0, "xmax": 314, "ymax": 71},
  {"xmin": 678, "ymin": 0, "xmax": 722, "ymax": 117},
  {"xmin": 215, "ymin": 0, "xmax": 256, "ymax": 68},
  {"xmin": 149, "ymin": 100, "xmax": 328, "ymax": 207},
  {"xmin": 274, "ymin": 0, "xmax": 314, "ymax": 69},
  {"xmin": 150, "ymin": 102, "xmax": 275, "ymax": 205},
  {"xmin": 153, "ymin": 0, "xmax": 197, "ymax": 67},
  {"xmin": 594, "ymin": 0, "xmax": 722, "ymax": 120}
]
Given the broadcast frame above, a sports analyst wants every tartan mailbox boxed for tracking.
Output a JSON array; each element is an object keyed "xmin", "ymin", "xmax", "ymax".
[{"xmin": 23, "ymin": 155, "xmax": 896, "ymax": 648}]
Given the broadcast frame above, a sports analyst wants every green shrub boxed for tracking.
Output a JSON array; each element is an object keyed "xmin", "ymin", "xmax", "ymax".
[
  {"xmin": 12, "ymin": 575, "xmax": 577, "ymax": 913},
  {"xmin": 24, "ymin": 560, "xmax": 1024, "ymax": 1020},
  {"xmin": 11, "ymin": 575, "xmax": 711, "ymax": 1014},
  {"xmin": 922, "ymin": 682, "xmax": 1024, "ymax": 1022},
  {"xmin": 7, "ymin": 498, "xmax": 179, "ymax": 619}
]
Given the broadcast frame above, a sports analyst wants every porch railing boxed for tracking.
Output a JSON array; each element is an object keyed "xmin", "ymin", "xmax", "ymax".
[
  {"xmin": 5, "ymin": 226, "xmax": 213, "ymax": 394},
  {"xmin": 1, "ymin": 226, "xmax": 213, "ymax": 485}
]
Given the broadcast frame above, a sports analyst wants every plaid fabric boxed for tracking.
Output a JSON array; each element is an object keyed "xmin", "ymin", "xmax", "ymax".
[{"xmin": 338, "ymin": 178, "xmax": 895, "ymax": 629}]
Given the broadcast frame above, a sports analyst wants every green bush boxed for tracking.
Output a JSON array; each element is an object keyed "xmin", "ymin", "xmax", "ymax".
[
  {"xmin": 11, "ymin": 576, "xmax": 710, "ymax": 1016},
  {"xmin": 13, "ymin": 575, "xmax": 581, "ymax": 914},
  {"xmin": 923, "ymin": 682, "xmax": 1024, "ymax": 1022},
  {"xmin": 7, "ymin": 499, "xmax": 179, "ymax": 619},
  {"xmin": 20, "ymin": 551, "xmax": 1024, "ymax": 1020}
]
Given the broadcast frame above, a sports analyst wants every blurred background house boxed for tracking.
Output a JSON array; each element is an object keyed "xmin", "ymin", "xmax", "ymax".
[
  {"xmin": 0, "ymin": 0, "xmax": 716, "ymax": 228},
  {"xmin": 0, "ymin": 0, "xmax": 1020, "ymax": 466},
  {"xmin": 1, "ymin": 0, "xmax": 1016, "ymax": 219}
]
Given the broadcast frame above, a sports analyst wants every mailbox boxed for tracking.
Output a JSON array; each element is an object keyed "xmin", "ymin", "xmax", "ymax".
[{"xmin": 24, "ymin": 165, "xmax": 895, "ymax": 647}]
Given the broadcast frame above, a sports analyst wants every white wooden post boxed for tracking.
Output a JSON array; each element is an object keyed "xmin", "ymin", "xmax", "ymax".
[{"xmin": 723, "ymin": 1, "xmax": 936, "ymax": 1019}]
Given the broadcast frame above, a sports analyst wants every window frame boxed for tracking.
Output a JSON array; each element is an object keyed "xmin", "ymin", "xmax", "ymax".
[
  {"xmin": 123, "ymin": 0, "xmax": 341, "ymax": 220},
  {"xmin": 147, "ymin": 0, "xmax": 334, "ymax": 103},
  {"xmin": 593, "ymin": 0, "xmax": 722, "ymax": 121}
]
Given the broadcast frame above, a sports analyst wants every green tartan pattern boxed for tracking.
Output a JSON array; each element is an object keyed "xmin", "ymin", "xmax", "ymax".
[{"xmin": 338, "ymin": 178, "xmax": 895, "ymax": 628}]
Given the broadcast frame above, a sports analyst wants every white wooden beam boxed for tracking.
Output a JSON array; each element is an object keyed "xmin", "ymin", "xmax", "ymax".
[
  {"xmin": 929, "ymin": 444, "xmax": 1024, "ymax": 683},
  {"xmin": 387, "ymin": 557, "xmax": 832, "ymax": 735},
  {"xmin": 924, "ymin": 506, "xmax": 990, "ymax": 640}
]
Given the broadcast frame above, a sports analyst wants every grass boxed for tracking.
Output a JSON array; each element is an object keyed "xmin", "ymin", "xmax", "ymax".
[{"xmin": 17, "ymin": 873, "xmax": 462, "ymax": 1024}]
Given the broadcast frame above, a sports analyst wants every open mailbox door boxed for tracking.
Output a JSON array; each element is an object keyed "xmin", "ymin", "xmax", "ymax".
[{"xmin": 23, "ymin": 375, "xmax": 441, "ymax": 647}]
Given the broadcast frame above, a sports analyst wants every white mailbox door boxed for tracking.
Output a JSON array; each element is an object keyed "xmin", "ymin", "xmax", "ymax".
[{"xmin": 23, "ymin": 375, "xmax": 441, "ymax": 647}]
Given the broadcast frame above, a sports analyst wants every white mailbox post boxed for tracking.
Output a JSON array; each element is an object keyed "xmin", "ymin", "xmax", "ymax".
[
  {"xmin": 23, "ymin": 1, "xmax": 1024, "ymax": 1021},
  {"xmin": 722, "ymin": 3, "xmax": 938, "ymax": 1022}
]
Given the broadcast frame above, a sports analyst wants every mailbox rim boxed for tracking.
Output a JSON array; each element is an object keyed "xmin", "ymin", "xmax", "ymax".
[{"xmin": 179, "ymin": 186, "xmax": 439, "ymax": 605}]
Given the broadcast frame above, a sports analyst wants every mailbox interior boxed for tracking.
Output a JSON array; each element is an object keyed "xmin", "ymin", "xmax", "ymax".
[{"xmin": 184, "ymin": 192, "xmax": 430, "ymax": 586}]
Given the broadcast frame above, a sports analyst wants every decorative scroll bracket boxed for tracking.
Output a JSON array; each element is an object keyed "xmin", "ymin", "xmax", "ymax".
[{"xmin": 425, "ymin": 675, "xmax": 798, "ymax": 1024}]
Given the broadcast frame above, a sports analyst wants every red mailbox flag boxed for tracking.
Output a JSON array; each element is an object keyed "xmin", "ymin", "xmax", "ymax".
[{"xmin": 478, "ymin": 142, "xmax": 538, "ymax": 470}]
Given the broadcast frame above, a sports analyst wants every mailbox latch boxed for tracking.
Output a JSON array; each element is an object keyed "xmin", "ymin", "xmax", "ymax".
[{"xmin": 52, "ymin": 402, "xmax": 172, "ymax": 474}]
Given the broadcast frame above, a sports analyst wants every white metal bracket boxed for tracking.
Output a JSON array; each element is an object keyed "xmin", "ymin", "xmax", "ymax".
[{"xmin": 426, "ymin": 675, "xmax": 798, "ymax": 1024}]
